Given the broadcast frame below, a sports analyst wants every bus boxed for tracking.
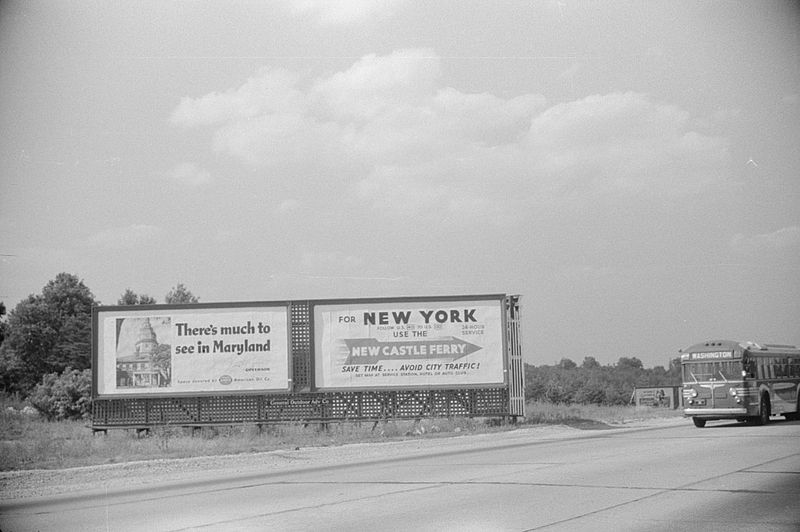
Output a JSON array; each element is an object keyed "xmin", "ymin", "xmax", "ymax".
[{"xmin": 681, "ymin": 340, "xmax": 800, "ymax": 428}]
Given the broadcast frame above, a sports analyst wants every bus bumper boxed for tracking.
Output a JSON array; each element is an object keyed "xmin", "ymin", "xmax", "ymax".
[{"xmin": 684, "ymin": 407, "xmax": 748, "ymax": 418}]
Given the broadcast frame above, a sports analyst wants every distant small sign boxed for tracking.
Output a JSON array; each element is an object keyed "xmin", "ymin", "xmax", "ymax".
[{"xmin": 634, "ymin": 386, "xmax": 681, "ymax": 409}]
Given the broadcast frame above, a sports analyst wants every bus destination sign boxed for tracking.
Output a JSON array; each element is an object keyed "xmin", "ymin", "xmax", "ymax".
[{"xmin": 687, "ymin": 351, "xmax": 735, "ymax": 360}]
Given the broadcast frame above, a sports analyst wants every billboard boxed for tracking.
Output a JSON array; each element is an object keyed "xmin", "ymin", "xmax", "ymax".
[
  {"xmin": 313, "ymin": 296, "xmax": 506, "ymax": 390},
  {"xmin": 93, "ymin": 303, "xmax": 291, "ymax": 397}
]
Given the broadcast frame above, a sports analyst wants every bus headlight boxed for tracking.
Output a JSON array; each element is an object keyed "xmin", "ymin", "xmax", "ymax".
[
  {"xmin": 691, "ymin": 389, "xmax": 698, "ymax": 398},
  {"xmin": 729, "ymin": 388, "xmax": 737, "ymax": 396}
]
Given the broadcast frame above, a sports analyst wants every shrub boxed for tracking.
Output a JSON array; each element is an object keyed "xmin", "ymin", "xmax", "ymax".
[{"xmin": 29, "ymin": 368, "xmax": 92, "ymax": 421}]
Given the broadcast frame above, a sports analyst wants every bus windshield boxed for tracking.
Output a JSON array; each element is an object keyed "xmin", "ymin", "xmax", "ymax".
[{"xmin": 682, "ymin": 360, "xmax": 741, "ymax": 383}]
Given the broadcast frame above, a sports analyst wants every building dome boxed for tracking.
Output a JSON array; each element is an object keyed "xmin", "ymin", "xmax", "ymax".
[{"xmin": 135, "ymin": 318, "xmax": 158, "ymax": 357}]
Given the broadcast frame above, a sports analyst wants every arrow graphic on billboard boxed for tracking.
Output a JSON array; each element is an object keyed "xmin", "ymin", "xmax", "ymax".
[{"xmin": 343, "ymin": 337, "xmax": 482, "ymax": 365}]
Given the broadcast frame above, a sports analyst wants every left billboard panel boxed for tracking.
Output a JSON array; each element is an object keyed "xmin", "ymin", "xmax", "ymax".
[{"xmin": 94, "ymin": 304, "xmax": 291, "ymax": 397}]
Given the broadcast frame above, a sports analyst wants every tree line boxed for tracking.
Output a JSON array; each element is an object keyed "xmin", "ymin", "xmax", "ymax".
[
  {"xmin": 0, "ymin": 273, "xmax": 198, "ymax": 397},
  {"xmin": 0, "ymin": 272, "xmax": 680, "ymax": 418},
  {"xmin": 525, "ymin": 356, "xmax": 681, "ymax": 405}
]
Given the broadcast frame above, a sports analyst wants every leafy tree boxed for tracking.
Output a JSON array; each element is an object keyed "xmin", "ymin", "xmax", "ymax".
[
  {"xmin": 668, "ymin": 357, "xmax": 682, "ymax": 381},
  {"xmin": 558, "ymin": 358, "xmax": 577, "ymax": 370},
  {"xmin": 165, "ymin": 283, "xmax": 199, "ymax": 304},
  {"xmin": 117, "ymin": 289, "xmax": 156, "ymax": 305},
  {"xmin": 581, "ymin": 356, "xmax": 600, "ymax": 369},
  {"xmin": 29, "ymin": 367, "xmax": 92, "ymax": 420},
  {"xmin": 0, "ymin": 301, "xmax": 11, "ymax": 390},
  {"xmin": 573, "ymin": 376, "xmax": 607, "ymax": 404},
  {"xmin": 0, "ymin": 301, "xmax": 7, "ymax": 345},
  {"xmin": 616, "ymin": 357, "xmax": 643, "ymax": 370},
  {"xmin": 0, "ymin": 342, "xmax": 23, "ymax": 393},
  {"xmin": 0, "ymin": 273, "xmax": 98, "ymax": 393}
]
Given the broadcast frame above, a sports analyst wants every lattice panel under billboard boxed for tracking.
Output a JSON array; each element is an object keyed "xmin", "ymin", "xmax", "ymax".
[
  {"xmin": 93, "ymin": 388, "xmax": 510, "ymax": 429},
  {"xmin": 148, "ymin": 398, "xmax": 201, "ymax": 424},
  {"xmin": 200, "ymin": 396, "xmax": 261, "ymax": 423},
  {"xmin": 93, "ymin": 399, "xmax": 148, "ymax": 425},
  {"xmin": 473, "ymin": 388, "xmax": 508, "ymax": 414}
]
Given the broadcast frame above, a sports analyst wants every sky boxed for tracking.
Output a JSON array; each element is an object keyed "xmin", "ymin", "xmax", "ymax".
[{"xmin": 1, "ymin": 1, "xmax": 798, "ymax": 368}]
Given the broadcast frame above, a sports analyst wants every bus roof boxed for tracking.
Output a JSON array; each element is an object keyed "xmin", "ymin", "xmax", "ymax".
[{"xmin": 682, "ymin": 339, "xmax": 800, "ymax": 356}]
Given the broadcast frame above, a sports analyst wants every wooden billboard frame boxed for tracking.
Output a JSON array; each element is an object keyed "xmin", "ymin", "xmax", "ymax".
[{"xmin": 91, "ymin": 294, "xmax": 524, "ymax": 431}]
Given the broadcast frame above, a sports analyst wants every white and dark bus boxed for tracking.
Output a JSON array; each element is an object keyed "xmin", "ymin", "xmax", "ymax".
[{"xmin": 681, "ymin": 340, "xmax": 800, "ymax": 428}]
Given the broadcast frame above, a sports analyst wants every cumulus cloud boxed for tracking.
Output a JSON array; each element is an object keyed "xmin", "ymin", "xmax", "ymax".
[
  {"xmin": 165, "ymin": 162, "xmax": 212, "ymax": 186},
  {"xmin": 285, "ymin": 0, "xmax": 404, "ymax": 26},
  {"xmin": 731, "ymin": 226, "xmax": 800, "ymax": 254},
  {"xmin": 171, "ymin": 50, "xmax": 729, "ymax": 224},
  {"xmin": 526, "ymin": 92, "xmax": 728, "ymax": 197},
  {"xmin": 529, "ymin": 92, "xmax": 687, "ymax": 148},
  {"xmin": 311, "ymin": 49, "xmax": 441, "ymax": 121},
  {"xmin": 173, "ymin": 49, "xmax": 543, "ymax": 167},
  {"xmin": 169, "ymin": 64, "xmax": 325, "ymax": 166},
  {"xmin": 83, "ymin": 225, "xmax": 165, "ymax": 250},
  {"xmin": 171, "ymin": 68, "xmax": 302, "ymax": 127}
]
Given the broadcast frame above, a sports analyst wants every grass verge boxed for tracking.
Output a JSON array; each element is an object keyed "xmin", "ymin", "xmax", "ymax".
[
  {"xmin": 524, "ymin": 400, "xmax": 682, "ymax": 428},
  {"xmin": 1, "ymin": 397, "xmax": 681, "ymax": 471}
]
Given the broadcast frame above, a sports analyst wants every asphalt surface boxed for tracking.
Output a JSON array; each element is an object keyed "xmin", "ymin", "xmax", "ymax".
[{"xmin": 2, "ymin": 417, "xmax": 799, "ymax": 531}]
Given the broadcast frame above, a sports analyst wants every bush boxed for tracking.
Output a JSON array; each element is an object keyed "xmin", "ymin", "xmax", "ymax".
[{"xmin": 29, "ymin": 368, "xmax": 92, "ymax": 421}]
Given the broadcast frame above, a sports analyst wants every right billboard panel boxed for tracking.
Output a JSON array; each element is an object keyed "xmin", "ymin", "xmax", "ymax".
[{"xmin": 314, "ymin": 296, "xmax": 506, "ymax": 390}]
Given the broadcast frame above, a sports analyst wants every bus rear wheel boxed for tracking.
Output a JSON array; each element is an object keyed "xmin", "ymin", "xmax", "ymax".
[
  {"xmin": 785, "ymin": 395, "xmax": 800, "ymax": 421},
  {"xmin": 692, "ymin": 417, "xmax": 706, "ymax": 428}
]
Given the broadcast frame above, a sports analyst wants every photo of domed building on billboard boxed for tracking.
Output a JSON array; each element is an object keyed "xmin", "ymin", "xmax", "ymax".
[{"xmin": 115, "ymin": 317, "xmax": 172, "ymax": 389}]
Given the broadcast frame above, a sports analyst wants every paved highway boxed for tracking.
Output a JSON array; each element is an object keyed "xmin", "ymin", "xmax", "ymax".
[{"xmin": 2, "ymin": 418, "xmax": 798, "ymax": 531}]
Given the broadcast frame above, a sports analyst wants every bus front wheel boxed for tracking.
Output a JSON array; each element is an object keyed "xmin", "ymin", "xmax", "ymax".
[
  {"xmin": 692, "ymin": 417, "xmax": 706, "ymax": 428},
  {"xmin": 756, "ymin": 395, "xmax": 771, "ymax": 426}
]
